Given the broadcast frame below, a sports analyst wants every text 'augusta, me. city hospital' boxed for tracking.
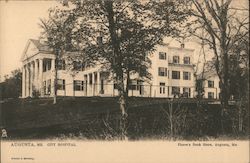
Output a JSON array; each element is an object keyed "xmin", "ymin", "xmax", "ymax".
[{"xmin": 21, "ymin": 39, "xmax": 220, "ymax": 99}]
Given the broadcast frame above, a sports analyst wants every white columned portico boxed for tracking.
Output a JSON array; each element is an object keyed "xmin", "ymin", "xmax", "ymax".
[
  {"xmin": 22, "ymin": 65, "xmax": 26, "ymax": 98},
  {"xmin": 39, "ymin": 59, "xmax": 44, "ymax": 96}
]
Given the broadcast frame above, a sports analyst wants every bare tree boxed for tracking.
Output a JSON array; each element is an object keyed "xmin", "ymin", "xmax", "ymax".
[
  {"xmin": 189, "ymin": 0, "xmax": 249, "ymax": 123},
  {"xmin": 229, "ymin": 32, "xmax": 249, "ymax": 133}
]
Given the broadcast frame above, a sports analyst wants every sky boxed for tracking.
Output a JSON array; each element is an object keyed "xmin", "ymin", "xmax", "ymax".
[{"xmin": 0, "ymin": 0, "xmax": 58, "ymax": 80}]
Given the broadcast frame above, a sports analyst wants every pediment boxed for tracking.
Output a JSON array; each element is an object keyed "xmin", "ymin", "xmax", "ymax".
[{"xmin": 21, "ymin": 40, "xmax": 40, "ymax": 61}]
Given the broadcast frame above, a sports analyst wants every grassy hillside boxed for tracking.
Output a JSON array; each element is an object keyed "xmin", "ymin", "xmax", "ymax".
[{"xmin": 0, "ymin": 97, "xmax": 230, "ymax": 139}]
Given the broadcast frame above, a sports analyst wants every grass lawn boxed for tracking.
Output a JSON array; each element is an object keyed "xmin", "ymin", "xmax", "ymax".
[{"xmin": 1, "ymin": 97, "xmax": 223, "ymax": 139}]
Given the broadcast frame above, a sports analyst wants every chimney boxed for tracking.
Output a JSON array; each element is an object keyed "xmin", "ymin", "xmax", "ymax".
[
  {"xmin": 181, "ymin": 38, "xmax": 185, "ymax": 48},
  {"xmin": 181, "ymin": 43, "xmax": 185, "ymax": 48}
]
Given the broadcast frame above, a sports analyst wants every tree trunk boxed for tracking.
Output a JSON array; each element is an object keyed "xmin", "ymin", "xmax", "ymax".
[
  {"xmin": 104, "ymin": 1, "xmax": 128, "ymax": 140},
  {"xmin": 125, "ymin": 70, "xmax": 130, "ymax": 98},
  {"xmin": 119, "ymin": 92, "xmax": 127, "ymax": 140},
  {"xmin": 117, "ymin": 77, "xmax": 128, "ymax": 140},
  {"xmin": 220, "ymin": 16, "xmax": 229, "ymax": 133}
]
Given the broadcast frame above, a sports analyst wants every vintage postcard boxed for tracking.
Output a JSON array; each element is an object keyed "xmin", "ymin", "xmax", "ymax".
[{"xmin": 0, "ymin": 0, "xmax": 249, "ymax": 162}]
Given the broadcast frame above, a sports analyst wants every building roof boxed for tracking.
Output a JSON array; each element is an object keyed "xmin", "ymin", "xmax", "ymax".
[
  {"xmin": 29, "ymin": 39, "xmax": 53, "ymax": 52},
  {"xmin": 197, "ymin": 70, "xmax": 218, "ymax": 80},
  {"xmin": 21, "ymin": 39, "xmax": 84, "ymax": 62},
  {"xmin": 21, "ymin": 39, "xmax": 53, "ymax": 62},
  {"xmin": 168, "ymin": 46, "xmax": 195, "ymax": 52},
  {"xmin": 156, "ymin": 44, "xmax": 195, "ymax": 52}
]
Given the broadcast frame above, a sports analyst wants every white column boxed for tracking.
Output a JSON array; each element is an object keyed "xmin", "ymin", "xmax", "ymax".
[
  {"xmin": 22, "ymin": 65, "xmax": 26, "ymax": 98},
  {"xmin": 92, "ymin": 72, "xmax": 95, "ymax": 96},
  {"xmin": 97, "ymin": 71, "xmax": 100, "ymax": 95},
  {"xmin": 51, "ymin": 58, "xmax": 55, "ymax": 71},
  {"xmin": 39, "ymin": 59, "xmax": 43, "ymax": 96},
  {"xmin": 46, "ymin": 60, "xmax": 49, "ymax": 71},
  {"xmin": 30, "ymin": 62, "xmax": 34, "ymax": 96},
  {"xmin": 87, "ymin": 74, "xmax": 90, "ymax": 96},
  {"xmin": 26, "ymin": 64, "xmax": 30, "ymax": 96},
  {"xmin": 34, "ymin": 60, "xmax": 38, "ymax": 88},
  {"xmin": 51, "ymin": 59, "xmax": 56, "ymax": 96}
]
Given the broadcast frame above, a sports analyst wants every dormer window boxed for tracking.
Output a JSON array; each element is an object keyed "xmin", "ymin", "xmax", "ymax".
[
  {"xmin": 184, "ymin": 57, "xmax": 190, "ymax": 64},
  {"xmin": 173, "ymin": 56, "xmax": 179, "ymax": 64},
  {"xmin": 159, "ymin": 52, "xmax": 167, "ymax": 60},
  {"xmin": 208, "ymin": 80, "xmax": 214, "ymax": 88}
]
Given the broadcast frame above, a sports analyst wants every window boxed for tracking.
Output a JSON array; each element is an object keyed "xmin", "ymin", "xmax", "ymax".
[
  {"xmin": 208, "ymin": 92, "xmax": 214, "ymax": 99},
  {"xmin": 74, "ymin": 80, "xmax": 84, "ymax": 91},
  {"xmin": 208, "ymin": 80, "xmax": 214, "ymax": 88},
  {"xmin": 43, "ymin": 59, "xmax": 51, "ymax": 72},
  {"xmin": 57, "ymin": 79, "xmax": 65, "ymax": 90},
  {"xmin": 184, "ymin": 57, "xmax": 190, "ymax": 64},
  {"xmin": 159, "ymin": 52, "xmax": 167, "ymax": 60},
  {"xmin": 47, "ymin": 79, "xmax": 51, "ymax": 95},
  {"xmin": 89, "ymin": 74, "xmax": 93, "ymax": 85},
  {"xmin": 43, "ymin": 81, "xmax": 46, "ymax": 94},
  {"xmin": 128, "ymin": 80, "xmax": 138, "ymax": 90},
  {"xmin": 172, "ymin": 87, "xmax": 180, "ymax": 95},
  {"xmin": 158, "ymin": 67, "xmax": 168, "ymax": 76},
  {"xmin": 173, "ymin": 56, "xmax": 179, "ymax": 64},
  {"xmin": 47, "ymin": 60, "xmax": 51, "ymax": 71},
  {"xmin": 114, "ymin": 83, "xmax": 119, "ymax": 90},
  {"xmin": 114, "ymin": 80, "xmax": 140, "ymax": 91},
  {"xmin": 183, "ymin": 87, "xmax": 191, "ymax": 97},
  {"xmin": 160, "ymin": 82, "xmax": 165, "ymax": 94},
  {"xmin": 57, "ymin": 59, "xmax": 66, "ymax": 70},
  {"xmin": 183, "ymin": 71, "xmax": 191, "ymax": 80},
  {"xmin": 172, "ymin": 71, "xmax": 180, "ymax": 79},
  {"xmin": 43, "ymin": 62, "xmax": 46, "ymax": 72}
]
